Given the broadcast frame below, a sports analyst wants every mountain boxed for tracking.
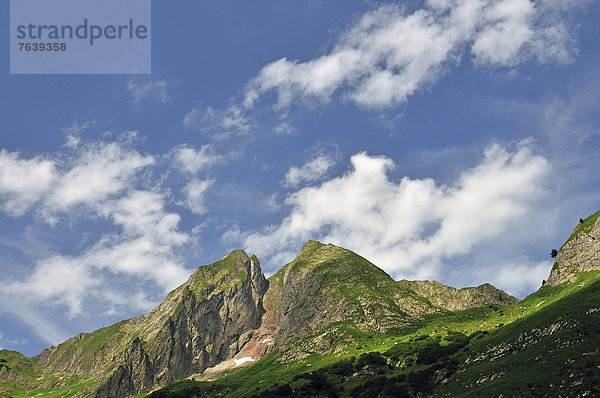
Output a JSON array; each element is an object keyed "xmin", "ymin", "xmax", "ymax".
[
  {"xmin": 1, "ymin": 211, "xmax": 599, "ymax": 397},
  {"xmin": 257, "ymin": 241, "xmax": 517, "ymax": 362},
  {"xmin": 2, "ymin": 250, "xmax": 268, "ymax": 397}
]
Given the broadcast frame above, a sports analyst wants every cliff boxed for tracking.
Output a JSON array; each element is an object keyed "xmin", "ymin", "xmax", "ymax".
[{"xmin": 546, "ymin": 210, "xmax": 600, "ymax": 286}]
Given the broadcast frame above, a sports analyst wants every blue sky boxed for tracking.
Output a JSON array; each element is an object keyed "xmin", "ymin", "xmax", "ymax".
[{"xmin": 1, "ymin": 0, "xmax": 599, "ymax": 356}]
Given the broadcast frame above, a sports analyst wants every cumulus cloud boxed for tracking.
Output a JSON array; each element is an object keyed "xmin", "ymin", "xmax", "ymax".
[
  {"xmin": 110, "ymin": 190, "xmax": 189, "ymax": 247},
  {"xmin": 243, "ymin": 141, "xmax": 550, "ymax": 281},
  {"xmin": 1, "ymin": 192, "xmax": 191, "ymax": 320},
  {"xmin": 284, "ymin": 155, "xmax": 334, "ymax": 187},
  {"xmin": 0, "ymin": 151, "xmax": 56, "ymax": 216},
  {"xmin": 244, "ymin": 0, "xmax": 578, "ymax": 110},
  {"xmin": 127, "ymin": 80, "xmax": 170, "ymax": 103},
  {"xmin": 3, "ymin": 255, "xmax": 100, "ymax": 317},
  {"xmin": 46, "ymin": 142, "xmax": 154, "ymax": 216}
]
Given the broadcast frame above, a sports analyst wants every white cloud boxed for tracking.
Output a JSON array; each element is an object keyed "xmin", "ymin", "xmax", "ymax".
[
  {"xmin": 2, "ymin": 255, "xmax": 100, "ymax": 318},
  {"xmin": 243, "ymin": 141, "xmax": 550, "ymax": 280},
  {"xmin": 45, "ymin": 142, "xmax": 154, "ymax": 216},
  {"xmin": 0, "ymin": 150, "xmax": 56, "ymax": 216},
  {"xmin": 274, "ymin": 121, "xmax": 294, "ymax": 135},
  {"xmin": 172, "ymin": 144, "xmax": 222, "ymax": 174},
  {"xmin": 471, "ymin": 0, "xmax": 534, "ymax": 65},
  {"xmin": 0, "ymin": 189, "xmax": 192, "ymax": 319},
  {"xmin": 111, "ymin": 190, "xmax": 189, "ymax": 247},
  {"xmin": 127, "ymin": 80, "xmax": 170, "ymax": 103},
  {"xmin": 0, "ymin": 300, "xmax": 67, "ymax": 345},
  {"xmin": 244, "ymin": 0, "xmax": 577, "ymax": 110},
  {"xmin": 284, "ymin": 155, "xmax": 334, "ymax": 187},
  {"xmin": 222, "ymin": 224, "xmax": 242, "ymax": 244},
  {"xmin": 183, "ymin": 179, "xmax": 214, "ymax": 215},
  {"xmin": 0, "ymin": 141, "xmax": 154, "ymax": 220},
  {"xmin": 62, "ymin": 120, "xmax": 96, "ymax": 148}
]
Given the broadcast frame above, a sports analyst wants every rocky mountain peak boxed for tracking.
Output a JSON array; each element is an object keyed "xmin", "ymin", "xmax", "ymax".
[{"xmin": 546, "ymin": 210, "xmax": 600, "ymax": 286}]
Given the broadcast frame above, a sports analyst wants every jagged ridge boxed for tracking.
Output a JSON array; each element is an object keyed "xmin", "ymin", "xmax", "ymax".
[{"xmin": 397, "ymin": 280, "xmax": 519, "ymax": 311}]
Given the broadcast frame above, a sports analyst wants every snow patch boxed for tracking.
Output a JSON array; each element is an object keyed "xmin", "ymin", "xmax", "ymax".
[{"xmin": 234, "ymin": 356, "xmax": 255, "ymax": 366}]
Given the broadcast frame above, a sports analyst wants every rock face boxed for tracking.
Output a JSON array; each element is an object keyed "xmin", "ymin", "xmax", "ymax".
[
  {"xmin": 398, "ymin": 280, "xmax": 520, "ymax": 311},
  {"xmin": 34, "ymin": 250, "xmax": 268, "ymax": 397},
  {"xmin": 272, "ymin": 241, "xmax": 414, "ymax": 350},
  {"xmin": 546, "ymin": 210, "xmax": 600, "ymax": 286}
]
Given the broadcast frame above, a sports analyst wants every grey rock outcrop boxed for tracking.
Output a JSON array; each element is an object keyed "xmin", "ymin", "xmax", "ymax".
[
  {"xmin": 399, "ymin": 280, "xmax": 520, "ymax": 311},
  {"xmin": 546, "ymin": 211, "xmax": 600, "ymax": 286}
]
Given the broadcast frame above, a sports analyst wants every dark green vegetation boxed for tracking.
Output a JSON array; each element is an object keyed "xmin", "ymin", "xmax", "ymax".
[{"xmin": 2, "ymin": 212, "xmax": 599, "ymax": 397}]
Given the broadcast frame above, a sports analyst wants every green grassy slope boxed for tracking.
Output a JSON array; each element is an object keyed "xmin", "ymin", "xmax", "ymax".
[
  {"xmin": 276, "ymin": 241, "xmax": 415, "ymax": 335},
  {"xmin": 437, "ymin": 271, "xmax": 600, "ymax": 397},
  {"xmin": 0, "ymin": 350, "xmax": 95, "ymax": 397}
]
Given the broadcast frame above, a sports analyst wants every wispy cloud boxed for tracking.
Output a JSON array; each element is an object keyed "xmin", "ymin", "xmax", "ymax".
[
  {"xmin": 0, "ymin": 140, "xmax": 154, "ymax": 221},
  {"xmin": 184, "ymin": 105, "xmax": 251, "ymax": 140},
  {"xmin": 284, "ymin": 154, "xmax": 334, "ymax": 187},
  {"xmin": 486, "ymin": 260, "xmax": 551, "ymax": 296},
  {"xmin": 0, "ymin": 331, "xmax": 28, "ymax": 350},
  {"xmin": 244, "ymin": 0, "xmax": 578, "ymax": 110},
  {"xmin": 127, "ymin": 80, "xmax": 170, "ymax": 103},
  {"xmin": 62, "ymin": 120, "xmax": 96, "ymax": 148},
  {"xmin": 183, "ymin": 179, "xmax": 214, "ymax": 214},
  {"xmin": 0, "ymin": 150, "xmax": 57, "ymax": 216}
]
